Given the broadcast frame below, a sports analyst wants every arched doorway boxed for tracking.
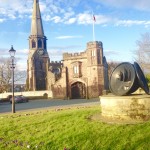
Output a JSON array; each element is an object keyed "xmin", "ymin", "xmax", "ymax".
[{"xmin": 71, "ymin": 82, "xmax": 86, "ymax": 99}]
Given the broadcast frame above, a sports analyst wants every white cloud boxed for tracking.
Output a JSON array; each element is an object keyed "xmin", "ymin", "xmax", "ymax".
[
  {"xmin": 94, "ymin": 0, "xmax": 150, "ymax": 11},
  {"xmin": 0, "ymin": 0, "xmax": 32, "ymax": 21},
  {"xmin": 51, "ymin": 16, "xmax": 62, "ymax": 23},
  {"xmin": 77, "ymin": 13, "xmax": 92, "ymax": 24},
  {"xmin": 95, "ymin": 15, "xmax": 112, "ymax": 24},
  {"xmin": 55, "ymin": 35, "xmax": 83, "ymax": 39},
  {"xmin": 8, "ymin": 14, "xmax": 16, "ymax": 20},
  {"xmin": 65, "ymin": 18, "xmax": 76, "ymax": 24},
  {"xmin": 17, "ymin": 49, "xmax": 29, "ymax": 55},
  {"xmin": 0, "ymin": 18, "xmax": 5, "ymax": 23},
  {"xmin": 43, "ymin": 14, "xmax": 51, "ymax": 21},
  {"xmin": 0, "ymin": 48, "xmax": 8, "ymax": 56},
  {"xmin": 47, "ymin": 4, "xmax": 65, "ymax": 14},
  {"xmin": 104, "ymin": 49, "xmax": 133, "ymax": 62},
  {"xmin": 0, "ymin": 0, "xmax": 150, "ymax": 29},
  {"xmin": 64, "ymin": 13, "xmax": 112, "ymax": 25},
  {"xmin": 16, "ymin": 60, "xmax": 27, "ymax": 71},
  {"xmin": 64, "ymin": 10, "xmax": 75, "ymax": 19},
  {"xmin": 115, "ymin": 20, "xmax": 150, "ymax": 27},
  {"xmin": 0, "ymin": 47, "xmax": 28, "ymax": 57}
]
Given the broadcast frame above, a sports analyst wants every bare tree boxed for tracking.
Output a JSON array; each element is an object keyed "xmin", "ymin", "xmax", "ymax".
[
  {"xmin": 0, "ymin": 57, "xmax": 26, "ymax": 93},
  {"xmin": 134, "ymin": 32, "xmax": 150, "ymax": 72},
  {"xmin": 107, "ymin": 61, "xmax": 120, "ymax": 77}
]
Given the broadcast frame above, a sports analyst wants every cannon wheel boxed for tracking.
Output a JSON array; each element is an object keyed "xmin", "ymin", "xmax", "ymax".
[{"xmin": 109, "ymin": 62, "xmax": 139, "ymax": 96}]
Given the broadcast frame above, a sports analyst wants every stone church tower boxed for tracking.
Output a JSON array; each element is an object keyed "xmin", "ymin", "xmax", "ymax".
[
  {"xmin": 26, "ymin": 0, "xmax": 108, "ymax": 98},
  {"xmin": 27, "ymin": 0, "xmax": 50, "ymax": 91}
]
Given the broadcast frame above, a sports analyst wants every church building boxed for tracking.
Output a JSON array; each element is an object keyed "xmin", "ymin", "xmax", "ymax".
[
  {"xmin": 27, "ymin": 0, "xmax": 109, "ymax": 99},
  {"xmin": 27, "ymin": 0, "xmax": 50, "ymax": 91}
]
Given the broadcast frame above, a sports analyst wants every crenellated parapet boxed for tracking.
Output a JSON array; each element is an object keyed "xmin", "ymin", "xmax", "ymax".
[
  {"xmin": 87, "ymin": 41, "xmax": 103, "ymax": 49},
  {"xmin": 49, "ymin": 61, "xmax": 63, "ymax": 72},
  {"xmin": 50, "ymin": 61, "xmax": 62, "ymax": 65},
  {"xmin": 63, "ymin": 51, "xmax": 87, "ymax": 60}
]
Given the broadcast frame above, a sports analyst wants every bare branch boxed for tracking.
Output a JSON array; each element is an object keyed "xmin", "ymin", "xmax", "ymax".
[
  {"xmin": 133, "ymin": 32, "xmax": 150, "ymax": 73},
  {"xmin": 0, "ymin": 57, "xmax": 26, "ymax": 93}
]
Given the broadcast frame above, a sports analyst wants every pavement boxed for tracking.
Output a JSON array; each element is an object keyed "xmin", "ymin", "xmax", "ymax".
[{"xmin": 0, "ymin": 98, "xmax": 100, "ymax": 114}]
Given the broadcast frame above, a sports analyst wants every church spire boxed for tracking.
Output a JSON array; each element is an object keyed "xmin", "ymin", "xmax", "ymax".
[{"xmin": 31, "ymin": 0, "xmax": 44, "ymax": 36}]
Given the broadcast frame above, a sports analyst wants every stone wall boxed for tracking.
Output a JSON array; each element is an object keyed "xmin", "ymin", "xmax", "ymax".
[
  {"xmin": 51, "ymin": 67, "xmax": 67, "ymax": 99},
  {"xmin": 0, "ymin": 90, "xmax": 53, "ymax": 99}
]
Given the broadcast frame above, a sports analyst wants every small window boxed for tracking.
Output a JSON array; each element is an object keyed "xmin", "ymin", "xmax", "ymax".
[
  {"xmin": 91, "ymin": 50, "xmax": 96, "ymax": 57},
  {"xmin": 72, "ymin": 62, "xmax": 82, "ymax": 78},
  {"xmin": 32, "ymin": 40, "xmax": 36, "ymax": 48},
  {"xmin": 73, "ymin": 66, "xmax": 79, "ymax": 74},
  {"xmin": 44, "ymin": 40, "xmax": 46, "ymax": 49},
  {"xmin": 38, "ymin": 39, "xmax": 42, "ymax": 48}
]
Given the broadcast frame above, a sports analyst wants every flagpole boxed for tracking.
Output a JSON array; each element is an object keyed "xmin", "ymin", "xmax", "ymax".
[
  {"xmin": 92, "ymin": 13, "xmax": 96, "ymax": 41},
  {"xmin": 93, "ymin": 19, "xmax": 95, "ymax": 41}
]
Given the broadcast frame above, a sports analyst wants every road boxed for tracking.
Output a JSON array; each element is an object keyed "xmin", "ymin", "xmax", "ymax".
[{"xmin": 0, "ymin": 99, "xmax": 100, "ymax": 114}]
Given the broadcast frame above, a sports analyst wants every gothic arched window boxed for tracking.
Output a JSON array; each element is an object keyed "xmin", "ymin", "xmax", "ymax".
[
  {"xmin": 73, "ymin": 66, "xmax": 79, "ymax": 74},
  {"xmin": 72, "ymin": 61, "xmax": 82, "ymax": 78},
  {"xmin": 44, "ymin": 40, "xmax": 46, "ymax": 49},
  {"xmin": 32, "ymin": 40, "xmax": 36, "ymax": 48},
  {"xmin": 38, "ymin": 39, "xmax": 42, "ymax": 48}
]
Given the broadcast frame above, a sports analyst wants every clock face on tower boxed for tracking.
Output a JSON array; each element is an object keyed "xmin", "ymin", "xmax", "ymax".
[{"xmin": 37, "ymin": 49, "xmax": 44, "ymax": 55}]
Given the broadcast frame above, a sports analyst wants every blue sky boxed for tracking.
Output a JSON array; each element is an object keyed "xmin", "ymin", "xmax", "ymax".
[{"xmin": 0, "ymin": 0, "xmax": 150, "ymax": 70}]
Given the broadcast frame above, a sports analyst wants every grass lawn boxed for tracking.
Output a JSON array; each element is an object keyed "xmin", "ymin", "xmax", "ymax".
[{"xmin": 0, "ymin": 106, "xmax": 150, "ymax": 150}]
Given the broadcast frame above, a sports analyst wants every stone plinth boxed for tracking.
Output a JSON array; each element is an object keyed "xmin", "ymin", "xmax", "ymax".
[{"xmin": 100, "ymin": 95, "xmax": 150, "ymax": 122}]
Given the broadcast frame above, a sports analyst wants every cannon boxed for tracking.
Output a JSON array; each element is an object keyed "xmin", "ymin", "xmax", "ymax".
[{"xmin": 109, "ymin": 62, "xmax": 149, "ymax": 96}]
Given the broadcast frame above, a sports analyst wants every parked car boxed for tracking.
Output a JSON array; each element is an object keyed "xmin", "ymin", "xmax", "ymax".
[
  {"xmin": 10, "ymin": 95, "xmax": 28, "ymax": 103},
  {"xmin": 7, "ymin": 95, "xmax": 12, "ymax": 100}
]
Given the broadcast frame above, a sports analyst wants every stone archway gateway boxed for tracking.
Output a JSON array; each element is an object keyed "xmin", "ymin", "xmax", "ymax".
[{"xmin": 71, "ymin": 82, "xmax": 86, "ymax": 99}]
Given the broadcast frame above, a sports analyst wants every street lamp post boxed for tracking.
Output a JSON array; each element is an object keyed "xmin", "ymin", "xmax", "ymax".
[
  {"xmin": 9, "ymin": 45, "xmax": 16, "ymax": 113},
  {"xmin": 21, "ymin": 85, "xmax": 23, "ymax": 95}
]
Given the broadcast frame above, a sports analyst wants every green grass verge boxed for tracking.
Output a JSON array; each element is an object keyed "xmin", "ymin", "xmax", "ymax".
[{"xmin": 0, "ymin": 106, "xmax": 150, "ymax": 150}]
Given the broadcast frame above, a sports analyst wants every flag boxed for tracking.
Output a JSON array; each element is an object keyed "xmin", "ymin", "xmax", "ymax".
[{"xmin": 93, "ymin": 14, "xmax": 96, "ymax": 22}]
